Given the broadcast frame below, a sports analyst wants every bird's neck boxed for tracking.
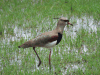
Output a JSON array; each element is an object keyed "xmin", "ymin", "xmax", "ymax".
[{"xmin": 55, "ymin": 22, "xmax": 66, "ymax": 34}]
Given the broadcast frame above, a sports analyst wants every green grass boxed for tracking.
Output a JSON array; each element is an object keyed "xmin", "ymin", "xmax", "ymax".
[
  {"xmin": 1, "ymin": 29, "xmax": 100, "ymax": 74},
  {"xmin": 0, "ymin": 0, "xmax": 100, "ymax": 75}
]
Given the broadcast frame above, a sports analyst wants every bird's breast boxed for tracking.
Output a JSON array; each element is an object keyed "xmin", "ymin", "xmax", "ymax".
[
  {"xmin": 44, "ymin": 33, "xmax": 62, "ymax": 48},
  {"xmin": 56, "ymin": 33, "xmax": 62, "ymax": 45}
]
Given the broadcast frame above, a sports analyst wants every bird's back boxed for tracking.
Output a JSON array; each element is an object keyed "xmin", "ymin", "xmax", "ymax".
[{"xmin": 18, "ymin": 31, "xmax": 58, "ymax": 48}]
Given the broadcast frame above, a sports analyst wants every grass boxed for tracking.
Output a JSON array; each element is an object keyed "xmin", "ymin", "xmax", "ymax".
[{"xmin": 0, "ymin": 0, "xmax": 100, "ymax": 75}]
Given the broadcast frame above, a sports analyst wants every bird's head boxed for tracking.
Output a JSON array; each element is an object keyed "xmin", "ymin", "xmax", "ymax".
[{"xmin": 59, "ymin": 17, "xmax": 73, "ymax": 26}]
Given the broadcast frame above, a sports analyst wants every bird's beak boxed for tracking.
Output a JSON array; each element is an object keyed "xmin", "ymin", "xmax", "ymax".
[{"xmin": 67, "ymin": 22, "xmax": 73, "ymax": 26}]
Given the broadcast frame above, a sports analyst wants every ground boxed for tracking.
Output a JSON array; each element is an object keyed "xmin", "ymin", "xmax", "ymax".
[{"xmin": 0, "ymin": 0, "xmax": 100, "ymax": 75}]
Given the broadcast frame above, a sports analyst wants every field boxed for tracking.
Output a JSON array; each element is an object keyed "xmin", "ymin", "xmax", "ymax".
[{"xmin": 0, "ymin": 0, "xmax": 100, "ymax": 75}]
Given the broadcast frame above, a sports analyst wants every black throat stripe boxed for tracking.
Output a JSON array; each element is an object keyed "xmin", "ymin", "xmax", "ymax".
[{"xmin": 56, "ymin": 33, "xmax": 62, "ymax": 45}]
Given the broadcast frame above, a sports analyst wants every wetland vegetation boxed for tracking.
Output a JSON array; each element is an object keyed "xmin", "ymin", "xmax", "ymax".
[{"xmin": 0, "ymin": 0, "xmax": 100, "ymax": 75}]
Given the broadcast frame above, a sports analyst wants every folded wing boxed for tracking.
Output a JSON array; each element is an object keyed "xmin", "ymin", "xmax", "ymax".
[{"xmin": 18, "ymin": 34, "xmax": 58, "ymax": 48}]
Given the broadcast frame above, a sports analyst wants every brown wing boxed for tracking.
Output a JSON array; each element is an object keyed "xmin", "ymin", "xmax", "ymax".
[
  {"xmin": 48, "ymin": 35, "xmax": 58, "ymax": 42},
  {"xmin": 18, "ymin": 34, "xmax": 58, "ymax": 48},
  {"xmin": 31, "ymin": 34, "xmax": 58, "ymax": 47}
]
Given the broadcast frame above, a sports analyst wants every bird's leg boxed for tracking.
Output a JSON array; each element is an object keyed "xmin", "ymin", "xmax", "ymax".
[
  {"xmin": 49, "ymin": 49, "xmax": 51, "ymax": 70},
  {"xmin": 33, "ymin": 47, "xmax": 41, "ymax": 67}
]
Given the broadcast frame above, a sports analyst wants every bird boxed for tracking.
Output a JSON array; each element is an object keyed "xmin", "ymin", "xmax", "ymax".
[{"xmin": 18, "ymin": 17, "xmax": 73, "ymax": 69}]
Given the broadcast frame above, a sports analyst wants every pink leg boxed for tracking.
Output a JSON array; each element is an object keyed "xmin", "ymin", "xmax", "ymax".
[
  {"xmin": 49, "ymin": 49, "xmax": 51, "ymax": 70},
  {"xmin": 33, "ymin": 47, "xmax": 41, "ymax": 67}
]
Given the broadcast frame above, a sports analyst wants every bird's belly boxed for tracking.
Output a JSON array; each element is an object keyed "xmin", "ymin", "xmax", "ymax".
[{"xmin": 44, "ymin": 40, "xmax": 57, "ymax": 48}]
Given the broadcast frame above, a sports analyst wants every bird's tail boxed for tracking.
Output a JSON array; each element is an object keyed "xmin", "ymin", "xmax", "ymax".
[{"xmin": 18, "ymin": 40, "xmax": 32, "ymax": 48}]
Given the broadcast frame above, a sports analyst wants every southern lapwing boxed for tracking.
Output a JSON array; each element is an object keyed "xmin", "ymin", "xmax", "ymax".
[{"xmin": 18, "ymin": 17, "xmax": 73, "ymax": 69}]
